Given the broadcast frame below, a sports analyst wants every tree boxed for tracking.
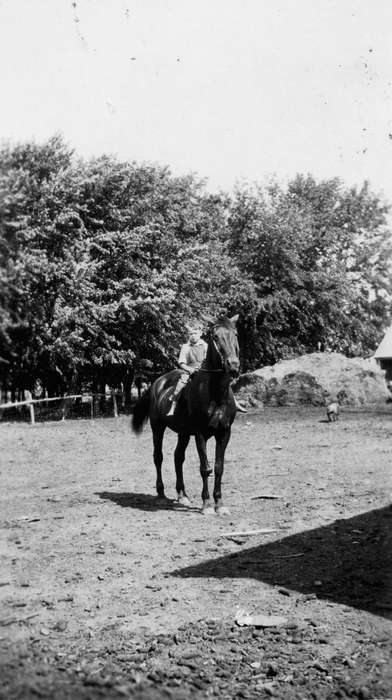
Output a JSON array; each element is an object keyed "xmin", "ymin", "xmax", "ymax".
[
  {"xmin": 0, "ymin": 135, "xmax": 85, "ymax": 393},
  {"xmin": 2, "ymin": 135, "xmax": 390, "ymax": 396},
  {"xmin": 229, "ymin": 176, "xmax": 392, "ymax": 367},
  {"xmin": 0, "ymin": 137, "xmax": 255, "ymax": 395}
]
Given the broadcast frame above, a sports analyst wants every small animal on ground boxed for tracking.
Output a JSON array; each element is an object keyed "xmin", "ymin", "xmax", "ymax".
[{"xmin": 326, "ymin": 402, "xmax": 339, "ymax": 422}]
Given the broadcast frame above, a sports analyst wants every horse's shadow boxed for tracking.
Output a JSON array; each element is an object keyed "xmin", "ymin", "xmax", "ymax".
[{"xmin": 96, "ymin": 491, "xmax": 200, "ymax": 513}]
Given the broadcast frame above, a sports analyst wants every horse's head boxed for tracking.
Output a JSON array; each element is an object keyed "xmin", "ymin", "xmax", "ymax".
[{"xmin": 208, "ymin": 314, "xmax": 240, "ymax": 378}]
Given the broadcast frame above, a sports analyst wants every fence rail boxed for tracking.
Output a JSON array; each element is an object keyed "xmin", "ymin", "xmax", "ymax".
[
  {"xmin": 0, "ymin": 394, "xmax": 86, "ymax": 409},
  {"xmin": 0, "ymin": 392, "xmax": 125, "ymax": 425}
]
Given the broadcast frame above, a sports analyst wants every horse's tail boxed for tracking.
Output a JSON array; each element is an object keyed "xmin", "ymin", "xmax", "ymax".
[{"xmin": 131, "ymin": 387, "xmax": 151, "ymax": 434}]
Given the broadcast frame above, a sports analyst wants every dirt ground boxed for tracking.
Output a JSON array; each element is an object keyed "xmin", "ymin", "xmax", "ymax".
[{"xmin": 0, "ymin": 407, "xmax": 391, "ymax": 699}]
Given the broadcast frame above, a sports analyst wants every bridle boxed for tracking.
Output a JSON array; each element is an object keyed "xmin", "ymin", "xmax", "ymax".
[{"xmin": 199, "ymin": 336, "xmax": 227, "ymax": 374}]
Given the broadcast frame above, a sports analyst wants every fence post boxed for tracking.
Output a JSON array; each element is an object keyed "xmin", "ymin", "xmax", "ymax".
[
  {"xmin": 112, "ymin": 391, "xmax": 118, "ymax": 418},
  {"xmin": 90, "ymin": 396, "xmax": 94, "ymax": 420},
  {"xmin": 29, "ymin": 402, "xmax": 35, "ymax": 425}
]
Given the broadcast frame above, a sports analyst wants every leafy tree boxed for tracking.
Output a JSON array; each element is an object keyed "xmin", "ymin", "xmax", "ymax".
[
  {"xmin": 0, "ymin": 135, "xmax": 83, "ymax": 393},
  {"xmin": 229, "ymin": 176, "xmax": 392, "ymax": 367},
  {"xmin": 287, "ymin": 175, "xmax": 392, "ymax": 354},
  {"xmin": 2, "ymin": 135, "xmax": 391, "ymax": 398},
  {"xmin": 0, "ymin": 137, "xmax": 254, "ymax": 395}
]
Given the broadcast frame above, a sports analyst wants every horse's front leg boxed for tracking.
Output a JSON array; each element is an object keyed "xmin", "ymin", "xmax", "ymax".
[
  {"xmin": 152, "ymin": 424, "xmax": 166, "ymax": 499},
  {"xmin": 213, "ymin": 428, "xmax": 231, "ymax": 515},
  {"xmin": 194, "ymin": 433, "xmax": 214, "ymax": 515},
  {"xmin": 174, "ymin": 432, "xmax": 191, "ymax": 506}
]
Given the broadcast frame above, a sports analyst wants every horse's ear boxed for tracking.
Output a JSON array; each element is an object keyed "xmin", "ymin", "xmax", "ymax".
[{"xmin": 229, "ymin": 314, "xmax": 239, "ymax": 325}]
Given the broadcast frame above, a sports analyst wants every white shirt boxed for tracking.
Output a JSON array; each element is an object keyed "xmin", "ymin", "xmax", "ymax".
[{"xmin": 178, "ymin": 338, "xmax": 208, "ymax": 370}]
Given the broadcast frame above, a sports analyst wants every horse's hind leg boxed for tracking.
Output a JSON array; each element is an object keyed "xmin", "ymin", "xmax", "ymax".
[
  {"xmin": 152, "ymin": 425, "xmax": 166, "ymax": 499},
  {"xmin": 175, "ymin": 433, "xmax": 191, "ymax": 505},
  {"xmin": 195, "ymin": 433, "xmax": 214, "ymax": 514}
]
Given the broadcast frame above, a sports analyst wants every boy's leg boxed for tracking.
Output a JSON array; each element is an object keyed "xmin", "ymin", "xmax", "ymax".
[{"xmin": 167, "ymin": 373, "xmax": 189, "ymax": 415}]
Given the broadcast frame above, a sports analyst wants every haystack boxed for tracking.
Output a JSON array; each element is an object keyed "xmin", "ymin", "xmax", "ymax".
[{"xmin": 233, "ymin": 352, "xmax": 388, "ymax": 407}]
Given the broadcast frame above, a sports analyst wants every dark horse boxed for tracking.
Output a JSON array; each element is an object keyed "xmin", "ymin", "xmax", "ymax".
[{"xmin": 131, "ymin": 315, "xmax": 240, "ymax": 514}]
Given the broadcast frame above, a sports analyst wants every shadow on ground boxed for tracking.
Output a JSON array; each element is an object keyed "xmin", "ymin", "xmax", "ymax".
[
  {"xmin": 174, "ymin": 505, "xmax": 392, "ymax": 619},
  {"xmin": 96, "ymin": 491, "xmax": 200, "ymax": 513}
]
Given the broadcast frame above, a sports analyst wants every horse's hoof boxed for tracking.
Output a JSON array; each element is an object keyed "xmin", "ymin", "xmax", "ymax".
[
  {"xmin": 202, "ymin": 507, "xmax": 216, "ymax": 516},
  {"xmin": 177, "ymin": 495, "xmax": 191, "ymax": 507},
  {"xmin": 215, "ymin": 505, "xmax": 230, "ymax": 516},
  {"xmin": 156, "ymin": 494, "xmax": 167, "ymax": 503}
]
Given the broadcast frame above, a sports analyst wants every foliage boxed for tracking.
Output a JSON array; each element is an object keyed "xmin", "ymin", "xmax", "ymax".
[
  {"xmin": 0, "ymin": 137, "xmax": 391, "ymax": 393},
  {"xmin": 0, "ymin": 137, "xmax": 254, "ymax": 392},
  {"xmin": 229, "ymin": 175, "xmax": 392, "ymax": 367}
]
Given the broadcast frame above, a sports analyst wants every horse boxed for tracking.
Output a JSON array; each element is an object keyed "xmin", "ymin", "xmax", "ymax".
[{"xmin": 131, "ymin": 315, "xmax": 240, "ymax": 514}]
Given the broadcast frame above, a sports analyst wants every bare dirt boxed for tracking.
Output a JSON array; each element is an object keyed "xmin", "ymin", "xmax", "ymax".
[{"xmin": 1, "ymin": 407, "xmax": 392, "ymax": 699}]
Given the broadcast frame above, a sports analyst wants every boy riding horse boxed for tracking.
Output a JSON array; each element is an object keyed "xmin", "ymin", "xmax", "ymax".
[{"xmin": 167, "ymin": 323, "xmax": 247, "ymax": 416}]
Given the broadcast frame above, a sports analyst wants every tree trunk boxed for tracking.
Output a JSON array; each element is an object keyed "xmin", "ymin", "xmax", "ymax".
[{"xmin": 123, "ymin": 370, "xmax": 134, "ymax": 411}]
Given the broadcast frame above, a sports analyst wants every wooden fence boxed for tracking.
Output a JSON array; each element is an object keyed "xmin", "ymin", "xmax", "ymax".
[{"xmin": 0, "ymin": 391, "xmax": 123, "ymax": 425}]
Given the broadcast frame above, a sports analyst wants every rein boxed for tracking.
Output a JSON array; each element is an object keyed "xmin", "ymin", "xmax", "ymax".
[
  {"xmin": 199, "ymin": 337, "xmax": 226, "ymax": 374},
  {"xmin": 198, "ymin": 368, "xmax": 224, "ymax": 373}
]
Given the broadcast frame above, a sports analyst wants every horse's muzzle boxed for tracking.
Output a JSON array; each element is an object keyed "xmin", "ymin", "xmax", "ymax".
[{"xmin": 227, "ymin": 360, "xmax": 240, "ymax": 378}]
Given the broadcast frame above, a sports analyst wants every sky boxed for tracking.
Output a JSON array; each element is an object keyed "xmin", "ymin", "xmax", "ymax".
[{"xmin": 0, "ymin": 0, "xmax": 391, "ymax": 201}]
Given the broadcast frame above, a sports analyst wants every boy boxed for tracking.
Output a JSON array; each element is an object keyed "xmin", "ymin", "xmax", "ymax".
[{"xmin": 167, "ymin": 324, "xmax": 207, "ymax": 416}]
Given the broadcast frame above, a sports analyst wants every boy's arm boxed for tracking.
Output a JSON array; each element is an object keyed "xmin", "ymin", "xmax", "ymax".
[{"xmin": 178, "ymin": 344, "xmax": 193, "ymax": 373}]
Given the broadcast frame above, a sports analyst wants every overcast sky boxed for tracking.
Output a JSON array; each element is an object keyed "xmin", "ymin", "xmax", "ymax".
[{"xmin": 1, "ymin": 0, "xmax": 391, "ymax": 201}]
